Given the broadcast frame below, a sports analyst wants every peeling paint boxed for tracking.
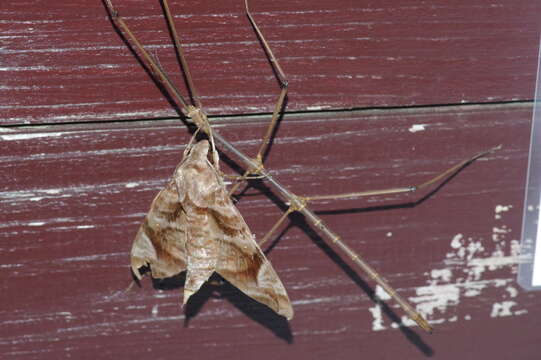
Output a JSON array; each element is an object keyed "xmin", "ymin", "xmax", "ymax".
[
  {"xmin": 451, "ymin": 233, "xmax": 463, "ymax": 249},
  {"xmin": 495, "ymin": 204, "xmax": 512, "ymax": 219},
  {"xmin": 375, "ymin": 285, "xmax": 391, "ymax": 301},
  {"xmin": 368, "ymin": 204, "xmax": 529, "ymax": 331},
  {"xmin": 408, "ymin": 124, "xmax": 427, "ymax": 133},
  {"xmin": 490, "ymin": 301, "xmax": 516, "ymax": 317},
  {"xmin": 368, "ymin": 304, "xmax": 385, "ymax": 331}
]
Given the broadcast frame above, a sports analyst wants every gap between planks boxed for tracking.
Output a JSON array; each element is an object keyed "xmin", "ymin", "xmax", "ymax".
[{"xmin": 0, "ymin": 100, "xmax": 532, "ymax": 133}]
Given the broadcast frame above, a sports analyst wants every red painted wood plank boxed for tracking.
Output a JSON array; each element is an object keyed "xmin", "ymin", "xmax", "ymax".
[
  {"xmin": 2, "ymin": 0, "xmax": 539, "ymax": 125},
  {"xmin": 1, "ymin": 104, "xmax": 536, "ymax": 359}
]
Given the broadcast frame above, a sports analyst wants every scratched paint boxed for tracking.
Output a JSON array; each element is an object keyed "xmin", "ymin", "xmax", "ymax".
[
  {"xmin": 368, "ymin": 204, "xmax": 528, "ymax": 331},
  {"xmin": 408, "ymin": 124, "xmax": 427, "ymax": 133}
]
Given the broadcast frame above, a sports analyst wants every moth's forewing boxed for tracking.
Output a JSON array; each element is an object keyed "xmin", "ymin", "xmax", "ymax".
[{"xmin": 131, "ymin": 180, "xmax": 188, "ymax": 279}]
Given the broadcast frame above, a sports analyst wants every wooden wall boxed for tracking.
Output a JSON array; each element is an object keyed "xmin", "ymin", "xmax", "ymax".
[{"xmin": 2, "ymin": 1, "xmax": 540, "ymax": 359}]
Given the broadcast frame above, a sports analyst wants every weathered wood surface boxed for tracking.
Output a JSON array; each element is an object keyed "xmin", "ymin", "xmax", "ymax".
[
  {"xmin": 1, "ymin": 0, "xmax": 540, "ymax": 125},
  {"xmin": 2, "ymin": 0, "xmax": 540, "ymax": 359},
  {"xmin": 1, "ymin": 104, "xmax": 538, "ymax": 359}
]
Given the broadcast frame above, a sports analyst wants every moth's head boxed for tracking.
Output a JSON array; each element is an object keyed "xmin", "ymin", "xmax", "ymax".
[{"xmin": 189, "ymin": 139, "xmax": 210, "ymax": 161}]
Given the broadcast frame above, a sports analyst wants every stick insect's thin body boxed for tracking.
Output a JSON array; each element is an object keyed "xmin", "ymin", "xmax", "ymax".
[{"xmin": 104, "ymin": 0, "xmax": 500, "ymax": 333}]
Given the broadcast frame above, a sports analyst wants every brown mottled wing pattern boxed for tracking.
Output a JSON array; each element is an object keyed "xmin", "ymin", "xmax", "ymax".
[
  {"xmin": 130, "ymin": 179, "xmax": 188, "ymax": 280},
  {"xmin": 131, "ymin": 140, "xmax": 293, "ymax": 320},
  {"xmin": 205, "ymin": 186, "xmax": 292, "ymax": 320},
  {"xmin": 214, "ymin": 220, "xmax": 294, "ymax": 320}
]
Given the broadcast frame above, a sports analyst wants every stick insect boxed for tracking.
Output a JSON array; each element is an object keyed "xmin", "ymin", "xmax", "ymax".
[{"xmin": 104, "ymin": 0, "xmax": 500, "ymax": 333}]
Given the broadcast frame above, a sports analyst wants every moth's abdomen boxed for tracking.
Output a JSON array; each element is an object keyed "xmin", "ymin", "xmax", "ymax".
[{"xmin": 183, "ymin": 203, "xmax": 219, "ymax": 301}]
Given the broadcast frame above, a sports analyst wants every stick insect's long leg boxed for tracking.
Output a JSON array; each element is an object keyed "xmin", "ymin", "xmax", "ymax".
[
  {"xmin": 245, "ymin": 0, "xmax": 288, "ymax": 162},
  {"xmin": 229, "ymin": 0, "xmax": 289, "ymax": 195},
  {"xmin": 301, "ymin": 144, "xmax": 502, "ymax": 203},
  {"xmin": 161, "ymin": 0, "xmax": 202, "ymax": 109},
  {"xmin": 258, "ymin": 145, "xmax": 501, "ymax": 248},
  {"xmin": 105, "ymin": 0, "xmax": 221, "ymax": 165},
  {"xmin": 104, "ymin": 0, "xmax": 190, "ymax": 112}
]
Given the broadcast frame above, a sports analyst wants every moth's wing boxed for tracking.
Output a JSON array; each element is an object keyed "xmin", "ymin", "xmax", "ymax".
[
  {"xmin": 211, "ymin": 191, "xmax": 294, "ymax": 320},
  {"xmin": 131, "ymin": 180, "xmax": 188, "ymax": 280}
]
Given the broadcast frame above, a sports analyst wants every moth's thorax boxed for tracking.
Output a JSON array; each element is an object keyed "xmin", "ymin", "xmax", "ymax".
[{"xmin": 187, "ymin": 139, "xmax": 210, "ymax": 162}]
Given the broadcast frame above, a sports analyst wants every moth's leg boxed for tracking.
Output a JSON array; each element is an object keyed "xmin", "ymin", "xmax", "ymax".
[
  {"xmin": 229, "ymin": 0, "xmax": 289, "ymax": 195},
  {"xmin": 300, "ymin": 145, "xmax": 501, "ymax": 204},
  {"xmin": 103, "ymin": 0, "xmax": 190, "ymax": 112},
  {"xmin": 161, "ymin": 0, "xmax": 202, "ymax": 108}
]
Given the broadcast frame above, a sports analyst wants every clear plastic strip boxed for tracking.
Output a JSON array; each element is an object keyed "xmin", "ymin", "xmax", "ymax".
[{"xmin": 518, "ymin": 37, "xmax": 541, "ymax": 290}]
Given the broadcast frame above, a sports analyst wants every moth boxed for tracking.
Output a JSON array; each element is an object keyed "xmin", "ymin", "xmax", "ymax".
[
  {"xmin": 130, "ymin": 138, "xmax": 293, "ymax": 319},
  {"xmin": 106, "ymin": 0, "xmax": 499, "ymax": 332}
]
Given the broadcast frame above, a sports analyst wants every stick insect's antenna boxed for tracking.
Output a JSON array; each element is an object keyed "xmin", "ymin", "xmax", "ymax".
[{"xmin": 104, "ymin": 0, "xmax": 190, "ymax": 111}]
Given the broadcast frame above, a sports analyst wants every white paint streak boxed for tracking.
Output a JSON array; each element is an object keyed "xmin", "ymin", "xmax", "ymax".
[
  {"xmin": 125, "ymin": 182, "xmax": 139, "ymax": 188},
  {"xmin": 76, "ymin": 225, "xmax": 95, "ymax": 229},
  {"xmin": 0, "ymin": 132, "xmax": 64, "ymax": 141},
  {"xmin": 0, "ymin": 263, "xmax": 23, "ymax": 269},
  {"xmin": 292, "ymin": 296, "xmax": 337, "ymax": 306},
  {"xmin": 28, "ymin": 222, "xmax": 45, "ymax": 226},
  {"xmin": 306, "ymin": 105, "xmax": 330, "ymax": 111},
  {"xmin": 44, "ymin": 189, "xmax": 61, "ymax": 194},
  {"xmin": 408, "ymin": 124, "xmax": 427, "ymax": 133}
]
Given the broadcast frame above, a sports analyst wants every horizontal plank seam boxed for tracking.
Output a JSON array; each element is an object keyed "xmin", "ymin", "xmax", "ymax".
[{"xmin": 0, "ymin": 100, "xmax": 533, "ymax": 131}]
